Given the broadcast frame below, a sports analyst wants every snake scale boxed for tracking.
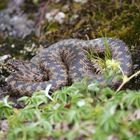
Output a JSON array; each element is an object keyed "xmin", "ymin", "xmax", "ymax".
[{"xmin": 6, "ymin": 38, "xmax": 132, "ymax": 96}]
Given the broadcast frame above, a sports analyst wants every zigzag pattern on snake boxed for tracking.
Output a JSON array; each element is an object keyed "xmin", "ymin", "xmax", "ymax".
[{"xmin": 6, "ymin": 38, "xmax": 132, "ymax": 96}]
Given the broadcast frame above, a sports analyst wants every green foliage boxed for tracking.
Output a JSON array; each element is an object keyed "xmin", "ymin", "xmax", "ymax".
[
  {"xmin": 0, "ymin": 79, "xmax": 140, "ymax": 140},
  {"xmin": 0, "ymin": 96, "xmax": 13, "ymax": 119}
]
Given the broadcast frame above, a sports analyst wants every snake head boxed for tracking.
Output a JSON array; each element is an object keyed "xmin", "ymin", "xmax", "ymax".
[
  {"xmin": 6, "ymin": 59, "xmax": 26, "ymax": 72},
  {"xmin": 6, "ymin": 59, "xmax": 46, "ymax": 82}
]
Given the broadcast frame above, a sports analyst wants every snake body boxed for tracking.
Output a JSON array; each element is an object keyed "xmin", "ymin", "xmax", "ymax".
[{"xmin": 6, "ymin": 38, "xmax": 132, "ymax": 96}]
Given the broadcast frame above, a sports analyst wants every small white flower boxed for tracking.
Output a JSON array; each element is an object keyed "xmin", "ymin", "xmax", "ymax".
[
  {"xmin": 45, "ymin": 13, "xmax": 54, "ymax": 22},
  {"xmin": 45, "ymin": 10, "xmax": 65, "ymax": 24},
  {"xmin": 54, "ymin": 12, "xmax": 65, "ymax": 24},
  {"xmin": 45, "ymin": 9, "xmax": 58, "ymax": 22}
]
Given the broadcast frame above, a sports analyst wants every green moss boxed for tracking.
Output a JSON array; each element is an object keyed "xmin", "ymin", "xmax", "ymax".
[
  {"xmin": 0, "ymin": 0, "xmax": 8, "ymax": 10},
  {"xmin": 42, "ymin": 0, "xmax": 140, "ymax": 47}
]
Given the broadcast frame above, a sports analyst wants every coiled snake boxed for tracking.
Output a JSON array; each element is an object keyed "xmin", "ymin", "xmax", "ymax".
[{"xmin": 6, "ymin": 38, "xmax": 132, "ymax": 96}]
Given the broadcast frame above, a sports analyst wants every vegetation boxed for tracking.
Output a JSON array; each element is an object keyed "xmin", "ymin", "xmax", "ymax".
[{"xmin": 1, "ymin": 80, "xmax": 140, "ymax": 140}]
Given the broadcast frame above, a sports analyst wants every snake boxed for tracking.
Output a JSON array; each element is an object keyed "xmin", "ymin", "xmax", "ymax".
[{"xmin": 6, "ymin": 38, "xmax": 132, "ymax": 96}]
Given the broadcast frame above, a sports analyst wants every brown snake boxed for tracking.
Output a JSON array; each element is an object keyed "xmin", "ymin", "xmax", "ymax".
[{"xmin": 6, "ymin": 38, "xmax": 132, "ymax": 96}]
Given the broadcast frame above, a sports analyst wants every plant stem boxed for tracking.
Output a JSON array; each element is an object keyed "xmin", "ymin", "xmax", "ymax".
[{"xmin": 116, "ymin": 69, "xmax": 140, "ymax": 93}]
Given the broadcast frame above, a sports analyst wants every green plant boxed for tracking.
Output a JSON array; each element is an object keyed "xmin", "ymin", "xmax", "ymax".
[
  {"xmin": 0, "ymin": 96, "xmax": 13, "ymax": 119},
  {"xmin": 0, "ymin": 75, "xmax": 139, "ymax": 140}
]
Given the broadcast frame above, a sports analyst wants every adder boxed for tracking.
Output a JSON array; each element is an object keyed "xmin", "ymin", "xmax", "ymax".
[{"xmin": 6, "ymin": 38, "xmax": 132, "ymax": 96}]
